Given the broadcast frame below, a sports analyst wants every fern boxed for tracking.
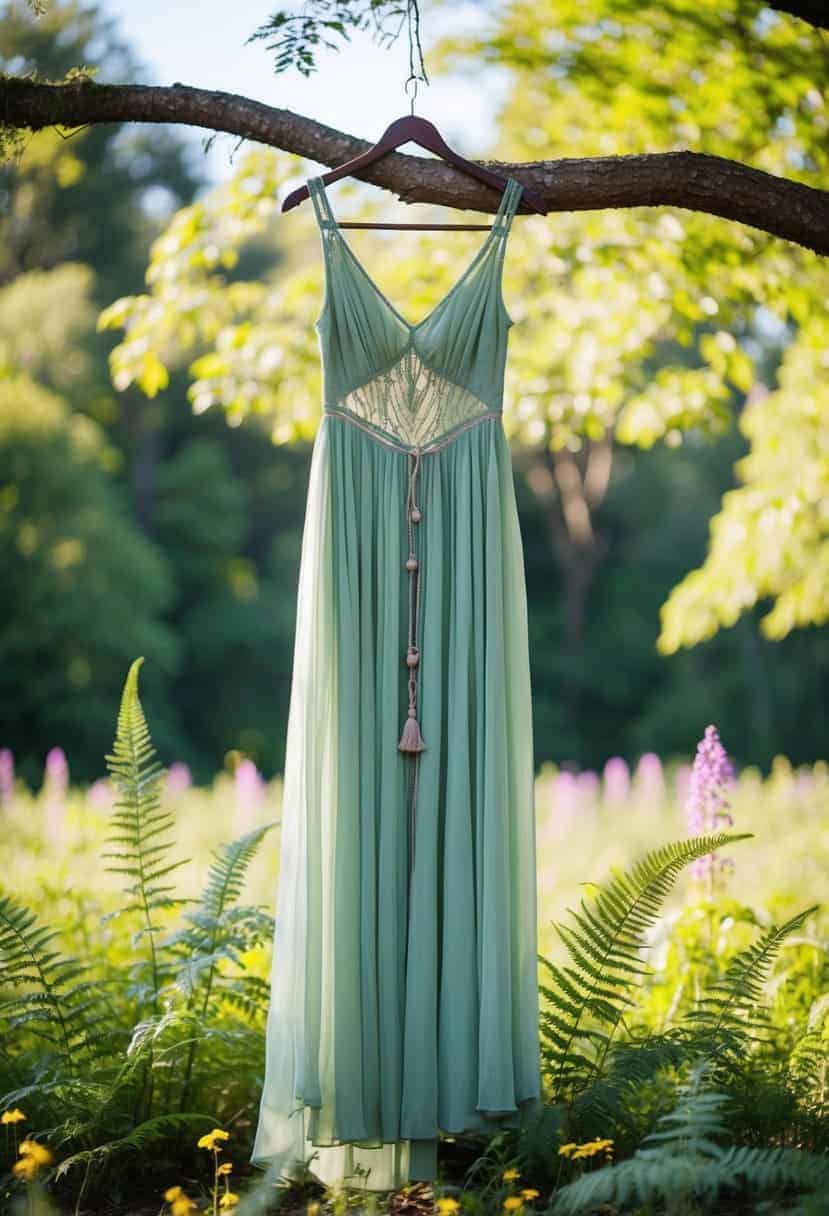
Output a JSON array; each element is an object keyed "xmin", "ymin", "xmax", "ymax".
[
  {"xmin": 716, "ymin": 1143, "xmax": 829, "ymax": 1193},
  {"xmin": 53, "ymin": 1112, "xmax": 218, "ymax": 1179},
  {"xmin": 1, "ymin": 657, "xmax": 280, "ymax": 1208},
  {"xmin": 569, "ymin": 1031, "xmax": 689, "ymax": 1139},
  {"xmin": 553, "ymin": 1133, "xmax": 829, "ymax": 1214},
  {"xmin": 553, "ymin": 1065, "xmax": 829, "ymax": 1215},
  {"xmin": 0, "ymin": 891, "xmax": 92, "ymax": 1070},
  {"xmin": 539, "ymin": 833, "xmax": 750, "ymax": 1100},
  {"xmin": 103, "ymin": 656, "xmax": 187, "ymax": 1012},
  {"xmin": 642, "ymin": 1066, "xmax": 731, "ymax": 1156},
  {"xmin": 790, "ymin": 1027, "xmax": 829, "ymax": 1124},
  {"xmin": 102, "ymin": 657, "xmax": 190, "ymax": 1129},
  {"xmin": 161, "ymin": 822, "xmax": 277, "ymax": 1109},
  {"xmin": 165, "ymin": 823, "xmax": 277, "ymax": 1003},
  {"xmin": 686, "ymin": 905, "xmax": 819, "ymax": 1056}
]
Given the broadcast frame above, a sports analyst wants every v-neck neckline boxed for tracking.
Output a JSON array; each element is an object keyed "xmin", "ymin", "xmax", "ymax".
[{"xmin": 313, "ymin": 175, "xmax": 521, "ymax": 333}]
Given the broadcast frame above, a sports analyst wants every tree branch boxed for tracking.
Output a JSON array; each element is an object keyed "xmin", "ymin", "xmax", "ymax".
[
  {"xmin": 2, "ymin": 78, "xmax": 828, "ymax": 253},
  {"xmin": 765, "ymin": 1, "xmax": 829, "ymax": 30}
]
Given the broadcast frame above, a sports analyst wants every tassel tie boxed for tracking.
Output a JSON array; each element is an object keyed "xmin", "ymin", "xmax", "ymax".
[
  {"xmin": 399, "ymin": 446, "xmax": 425, "ymax": 873},
  {"xmin": 399, "ymin": 445, "xmax": 426, "ymax": 754}
]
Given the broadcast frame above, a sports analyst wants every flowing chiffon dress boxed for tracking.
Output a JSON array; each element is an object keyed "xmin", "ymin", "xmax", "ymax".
[{"xmin": 251, "ymin": 174, "xmax": 541, "ymax": 1192}]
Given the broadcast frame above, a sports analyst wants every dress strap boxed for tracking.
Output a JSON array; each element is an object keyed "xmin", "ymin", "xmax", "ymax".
[
  {"xmin": 491, "ymin": 176, "xmax": 524, "ymax": 237},
  {"xmin": 307, "ymin": 175, "xmax": 338, "ymax": 231},
  {"xmin": 490, "ymin": 177, "xmax": 523, "ymax": 293}
]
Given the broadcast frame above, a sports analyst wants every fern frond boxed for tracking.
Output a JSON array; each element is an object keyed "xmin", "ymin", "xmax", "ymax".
[
  {"xmin": 104, "ymin": 657, "xmax": 186, "ymax": 1010},
  {"xmin": 53, "ymin": 1112, "xmax": 217, "ymax": 1178},
  {"xmin": 160, "ymin": 822, "xmax": 275, "ymax": 1111},
  {"xmin": 570, "ymin": 1032, "xmax": 690, "ymax": 1135},
  {"xmin": 718, "ymin": 1144, "xmax": 829, "ymax": 1193},
  {"xmin": 163, "ymin": 823, "xmax": 276, "ymax": 1001},
  {"xmin": 789, "ymin": 1026, "xmax": 829, "ymax": 1123},
  {"xmin": 686, "ymin": 905, "xmax": 819, "ymax": 1055},
  {"xmin": 0, "ymin": 890, "xmax": 91, "ymax": 1067},
  {"xmin": 540, "ymin": 833, "xmax": 750, "ymax": 1099},
  {"xmin": 642, "ymin": 1086, "xmax": 730, "ymax": 1157},
  {"xmin": 553, "ymin": 1064, "xmax": 829, "ymax": 1215},
  {"xmin": 561, "ymin": 1150, "xmax": 829, "ymax": 1215},
  {"xmin": 220, "ymin": 973, "xmax": 273, "ymax": 1021},
  {"xmin": 201, "ymin": 823, "xmax": 277, "ymax": 916}
]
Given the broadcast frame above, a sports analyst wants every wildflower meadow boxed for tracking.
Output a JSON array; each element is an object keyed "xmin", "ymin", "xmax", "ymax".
[{"xmin": 1, "ymin": 659, "xmax": 828, "ymax": 1214}]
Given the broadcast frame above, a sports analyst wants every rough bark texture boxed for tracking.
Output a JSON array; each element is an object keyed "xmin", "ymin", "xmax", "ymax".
[{"xmin": 2, "ymin": 78, "xmax": 828, "ymax": 253}]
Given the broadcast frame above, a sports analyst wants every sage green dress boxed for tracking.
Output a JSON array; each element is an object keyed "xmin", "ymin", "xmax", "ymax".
[{"xmin": 251, "ymin": 175, "xmax": 540, "ymax": 1192}]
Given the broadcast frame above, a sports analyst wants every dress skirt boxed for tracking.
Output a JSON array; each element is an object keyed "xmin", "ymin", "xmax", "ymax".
[{"xmin": 251, "ymin": 411, "xmax": 541, "ymax": 1191}]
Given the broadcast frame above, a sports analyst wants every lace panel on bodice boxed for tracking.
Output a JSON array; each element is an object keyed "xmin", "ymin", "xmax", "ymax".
[{"xmin": 330, "ymin": 348, "xmax": 496, "ymax": 451}]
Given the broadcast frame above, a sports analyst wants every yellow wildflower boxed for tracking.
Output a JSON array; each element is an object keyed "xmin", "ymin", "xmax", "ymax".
[
  {"xmin": 437, "ymin": 1199, "xmax": 461, "ymax": 1215},
  {"xmin": 503, "ymin": 1199, "xmax": 523, "ymax": 1212},
  {"xmin": 219, "ymin": 1194, "xmax": 239, "ymax": 1209},
  {"xmin": 1, "ymin": 1108, "xmax": 26, "ymax": 1125},
  {"xmin": 502, "ymin": 1168, "xmax": 521, "ymax": 1182},
  {"xmin": 217, "ymin": 1162, "xmax": 233, "ymax": 1177},
  {"xmin": 171, "ymin": 1197, "xmax": 197, "ymax": 1216},
  {"xmin": 557, "ymin": 1143, "xmax": 578, "ymax": 1158},
  {"xmin": 520, "ymin": 1190, "xmax": 540, "ymax": 1202},
  {"xmin": 164, "ymin": 1185, "xmax": 184, "ymax": 1202},
  {"xmin": 197, "ymin": 1128, "xmax": 230, "ymax": 1151},
  {"xmin": 19, "ymin": 1139, "xmax": 54, "ymax": 1166},
  {"xmin": 570, "ymin": 1138, "xmax": 615, "ymax": 1160},
  {"xmin": 12, "ymin": 1157, "xmax": 38, "ymax": 1181}
]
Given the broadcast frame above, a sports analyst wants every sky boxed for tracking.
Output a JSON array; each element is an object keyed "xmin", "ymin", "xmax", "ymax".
[{"xmin": 100, "ymin": 0, "xmax": 502, "ymax": 191}]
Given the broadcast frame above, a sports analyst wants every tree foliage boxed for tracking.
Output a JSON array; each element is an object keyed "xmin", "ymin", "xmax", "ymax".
[
  {"xmin": 0, "ymin": 371, "xmax": 177, "ymax": 785},
  {"xmin": 247, "ymin": 0, "xmax": 421, "ymax": 78},
  {"xmin": 443, "ymin": 0, "xmax": 828, "ymax": 647},
  {"xmin": 659, "ymin": 312, "xmax": 829, "ymax": 650}
]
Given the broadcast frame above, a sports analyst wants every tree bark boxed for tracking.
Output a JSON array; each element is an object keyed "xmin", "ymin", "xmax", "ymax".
[
  {"xmin": 518, "ymin": 442, "xmax": 613, "ymax": 738},
  {"xmin": 2, "ymin": 78, "xmax": 828, "ymax": 254},
  {"xmin": 519, "ymin": 442, "xmax": 612, "ymax": 648}
]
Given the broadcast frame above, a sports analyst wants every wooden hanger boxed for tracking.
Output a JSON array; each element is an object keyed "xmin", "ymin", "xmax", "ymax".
[{"xmin": 281, "ymin": 114, "xmax": 547, "ymax": 231}]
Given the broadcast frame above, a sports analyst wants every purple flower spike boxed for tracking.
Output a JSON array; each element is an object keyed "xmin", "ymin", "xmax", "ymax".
[
  {"xmin": 576, "ymin": 770, "xmax": 601, "ymax": 808},
  {"xmin": 234, "ymin": 758, "xmax": 266, "ymax": 832},
  {"xmin": 0, "ymin": 748, "xmax": 14, "ymax": 807},
  {"xmin": 88, "ymin": 778, "xmax": 114, "ymax": 809},
  {"xmin": 603, "ymin": 756, "xmax": 630, "ymax": 804},
  {"xmin": 235, "ymin": 758, "xmax": 265, "ymax": 808},
  {"xmin": 44, "ymin": 746, "xmax": 68, "ymax": 838},
  {"xmin": 686, "ymin": 725, "xmax": 736, "ymax": 883},
  {"xmin": 45, "ymin": 746, "xmax": 68, "ymax": 791},
  {"xmin": 166, "ymin": 762, "xmax": 192, "ymax": 796},
  {"xmin": 636, "ymin": 751, "xmax": 665, "ymax": 799},
  {"xmin": 551, "ymin": 769, "xmax": 579, "ymax": 815}
]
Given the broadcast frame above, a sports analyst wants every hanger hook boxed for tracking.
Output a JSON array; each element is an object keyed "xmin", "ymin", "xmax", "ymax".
[
  {"xmin": 405, "ymin": 74, "xmax": 418, "ymax": 116},
  {"xmin": 403, "ymin": 0, "xmax": 428, "ymax": 116}
]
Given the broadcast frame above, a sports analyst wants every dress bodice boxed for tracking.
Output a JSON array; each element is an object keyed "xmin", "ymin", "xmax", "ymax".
[{"xmin": 307, "ymin": 174, "xmax": 524, "ymax": 452}]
